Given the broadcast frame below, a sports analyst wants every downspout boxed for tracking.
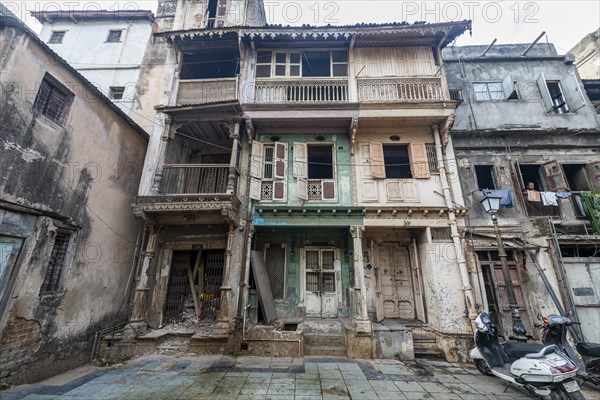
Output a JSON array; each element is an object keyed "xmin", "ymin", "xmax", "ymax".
[{"xmin": 432, "ymin": 124, "xmax": 476, "ymax": 321}]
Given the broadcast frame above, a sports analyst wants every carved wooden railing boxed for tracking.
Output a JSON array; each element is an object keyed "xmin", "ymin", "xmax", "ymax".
[
  {"xmin": 176, "ymin": 77, "xmax": 238, "ymax": 106},
  {"xmin": 357, "ymin": 77, "xmax": 447, "ymax": 102},
  {"xmin": 160, "ymin": 164, "xmax": 234, "ymax": 195},
  {"xmin": 254, "ymin": 78, "xmax": 349, "ymax": 103}
]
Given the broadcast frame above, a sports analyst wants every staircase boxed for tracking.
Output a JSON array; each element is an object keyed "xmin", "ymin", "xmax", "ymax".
[
  {"xmin": 410, "ymin": 325, "xmax": 445, "ymax": 358},
  {"xmin": 303, "ymin": 319, "xmax": 347, "ymax": 357}
]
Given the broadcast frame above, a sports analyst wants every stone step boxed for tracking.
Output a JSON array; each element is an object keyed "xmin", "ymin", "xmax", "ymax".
[
  {"xmin": 304, "ymin": 333, "xmax": 346, "ymax": 347},
  {"xmin": 304, "ymin": 345, "xmax": 347, "ymax": 357},
  {"xmin": 413, "ymin": 348, "xmax": 445, "ymax": 358}
]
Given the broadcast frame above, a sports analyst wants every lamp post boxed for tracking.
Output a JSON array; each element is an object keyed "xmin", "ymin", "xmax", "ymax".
[{"xmin": 480, "ymin": 194, "xmax": 528, "ymax": 340}]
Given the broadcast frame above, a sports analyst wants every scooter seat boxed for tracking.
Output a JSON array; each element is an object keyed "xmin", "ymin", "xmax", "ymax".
[
  {"xmin": 576, "ymin": 342, "xmax": 600, "ymax": 357},
  {"xmin": 503, "ymin": 342, "xmax": 546, "ymax": 359}
]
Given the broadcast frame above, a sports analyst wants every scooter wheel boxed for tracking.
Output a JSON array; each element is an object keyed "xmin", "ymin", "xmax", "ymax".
[{"xmin": 474, "ymin": 359, "xmax": 493, "ymax": 376}]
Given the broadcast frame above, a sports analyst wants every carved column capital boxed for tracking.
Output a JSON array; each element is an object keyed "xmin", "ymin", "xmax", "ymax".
[
  {"xmin": 245, "ymin": 117, "xmax": 254, "ymax": 144},
  {"xmin": 222, "ymin": 120, "xmax": 240, "ymax": 140},
  {"xmin": 350, "ymin": 225, "xmax": 365, "ymax": 239}
]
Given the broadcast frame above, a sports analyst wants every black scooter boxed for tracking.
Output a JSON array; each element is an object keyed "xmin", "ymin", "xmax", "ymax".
[{"xmin": 542, "ymin": 315, "xmax": 600, "ymax": 387}]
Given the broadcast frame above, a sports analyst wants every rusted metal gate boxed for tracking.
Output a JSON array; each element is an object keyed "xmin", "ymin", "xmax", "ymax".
[
  {"xmin": 164, "ymin": 251, "xmax": 193, "ymax": 322},
  {"xmin": 200, "ymin": 250, "xmax": 224, "ymax": 320}
]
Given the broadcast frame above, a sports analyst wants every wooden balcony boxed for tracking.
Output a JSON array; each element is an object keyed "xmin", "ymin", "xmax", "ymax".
[
  {"xmin": 176, "ymin": 77, "xmax": 238, "ymax": 106},
  {"xmin": 133, "ymin": 164, "xmax": 240, "ymax": 224},
  {"xmin": 160, "ymin": 164, "xmax": 232, "ymax": 195},
  {"xmin": 357, "ymin": 77, "xmax": 447, "ymax": 103},
  {"xmin": 253, "ymin": 78, "xmax": 349, "ymax": 104}
]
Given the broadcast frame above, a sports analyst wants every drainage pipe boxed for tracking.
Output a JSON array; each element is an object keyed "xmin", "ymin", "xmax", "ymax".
[{"xmin": 432, "ymin": 124, "xmax": 476, "ymax": 320}]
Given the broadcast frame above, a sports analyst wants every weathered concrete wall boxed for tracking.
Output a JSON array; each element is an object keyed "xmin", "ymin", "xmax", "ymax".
[
  {"xmin": 444, "ymin": 44, "xmax": 598, "ymax": 132},
  {"xmin": 570, "ymin": 28, "xmax": 600, "ymax": 80},
  {"xmin": 0, "ymin": 28, "xmax": 146, "ymax": 384},
  {"xmin": 38, "ymin": 18, "xmax": 153, "ymax": 121}
]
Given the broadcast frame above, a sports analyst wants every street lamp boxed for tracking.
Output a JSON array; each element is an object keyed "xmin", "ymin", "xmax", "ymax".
[{"xmin": 480, "ymin": 194, "xmax": 528, "ymax": 340}]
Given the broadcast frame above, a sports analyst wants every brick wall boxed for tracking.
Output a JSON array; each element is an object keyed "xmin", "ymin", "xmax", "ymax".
[{"xmin": 0, "ymin": 316, "xmax": 43, "ymax": 379}]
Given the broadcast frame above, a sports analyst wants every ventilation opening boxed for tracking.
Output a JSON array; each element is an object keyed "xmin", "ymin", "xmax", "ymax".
[
  {"xmin": 284, "ymin": 323, "xmax": 298, "ymax": 332},
  {"xmin": 241, "ymin": 342, "xmax": 249, "ymax": 352}
]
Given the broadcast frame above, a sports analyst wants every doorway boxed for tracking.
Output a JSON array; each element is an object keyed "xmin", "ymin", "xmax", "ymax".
[
  {"xmin": 477, "ymin": 250, "xmax": 536, "ymax": 340},
  {"xmin": 375, "ymin": 244, "xmax": 416, "ymax": 320},
  {"xmin": 304, "ymin": 248, "xmax": 341, "ymax": 318},
  {"xmin": 163, "ymin": 249, "xmax": 225, "ymax": 322}
]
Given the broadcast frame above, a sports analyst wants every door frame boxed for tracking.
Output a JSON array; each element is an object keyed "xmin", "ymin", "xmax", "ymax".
[
  {"xmin": 374, "ymin": 242, "xmax": 420, "ymax": 321},
  {"xmin": 301, "ymin": 246, "xmax": 342, "ymax": 318}
]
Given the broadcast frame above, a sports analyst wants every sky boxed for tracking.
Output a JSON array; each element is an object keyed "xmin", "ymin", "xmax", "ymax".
[{"xmin": 9, "ymin": 0, "xmax": 600, "ymax": 53}]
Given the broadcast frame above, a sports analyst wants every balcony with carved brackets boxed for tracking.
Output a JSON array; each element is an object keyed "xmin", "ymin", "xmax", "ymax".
[{"xmin": 134, "ymin": 120, "xmax": 242, "ymax": 225}]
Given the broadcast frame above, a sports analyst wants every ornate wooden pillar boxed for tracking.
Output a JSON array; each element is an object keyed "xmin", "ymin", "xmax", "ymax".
[
  {"xmin": 224, "ymin": 121, "xmax": 240, "ymax": 195},
  {"xmin": 151, "ymin": 115, "xmax": 176, "ymax": 195},
  {"xmin": 350, "ymin": 226, "xmax": 371, "ymax": 334},
  {"xmin": 130, "ymin": 224, "xmax": 160, "ymax": 323}
]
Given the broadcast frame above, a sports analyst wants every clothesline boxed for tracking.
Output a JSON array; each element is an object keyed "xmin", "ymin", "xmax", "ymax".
[{"xmin": 525, "ymin": 189, "xmax": 573, "ymax": 207}]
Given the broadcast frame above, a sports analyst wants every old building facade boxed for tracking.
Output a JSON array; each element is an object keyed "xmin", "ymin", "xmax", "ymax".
[
  {"xmin": 444, "ymin": 43, "xmax": 600, "ymax": 345},
  {"xmin": 122, "ymin": 0, "xmax": 477, "ymax": 361},
  {"xmin": 31, "ymin": 9, "xmax": 156, "ymax": 127},
  {"xmin": 0, "ymin": 5, "xmax": 148, "ymax": 384}
]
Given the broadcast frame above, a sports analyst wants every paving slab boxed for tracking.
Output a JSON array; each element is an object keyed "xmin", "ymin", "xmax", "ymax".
[{"xmin": 2, "ymin": 354, "xmax": 599, "ymax": 400}]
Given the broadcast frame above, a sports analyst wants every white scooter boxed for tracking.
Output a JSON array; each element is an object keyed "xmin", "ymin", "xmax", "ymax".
[{"xmin": 471, "ymin": 312, "xmax": 585, "ymax": 399}]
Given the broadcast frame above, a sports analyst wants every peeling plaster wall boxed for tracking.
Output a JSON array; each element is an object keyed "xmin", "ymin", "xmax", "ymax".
[
  {"xmin": 37, "ymin": 17, "xmax": 153, "ymax": 121},
  {"xmin": 419, "ymin": 240, "xmax": 471, "ymax": 334},
  {"xmin": 444, "ymin": 44, "xmax": 598, "ymax": 132},
  {"xmin": 0, "ymin": 28, "xmax": 147, "ymax": 384}
]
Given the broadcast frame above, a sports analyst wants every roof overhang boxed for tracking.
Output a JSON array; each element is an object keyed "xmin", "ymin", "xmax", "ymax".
[
  {"xmin": 31, "ymin": 10, "xmax": 155, "ymax": 23},
  {"xmin": 157, "ymin": 20, "xmax": 472, "ymax": 49}
]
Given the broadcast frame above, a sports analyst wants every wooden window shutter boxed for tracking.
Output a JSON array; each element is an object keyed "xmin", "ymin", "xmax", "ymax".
[
  {"xmin": 273, "ymin": 181, "xmax": 287, "ymax": 201},
  {"xmin": 561, "ymin": 71, "xmax": 587, "ymax": 112},
  {"xmin": 370, "ymin": 142, "xmax": 385, "ymax": 179},
  {"xmin": 541, "ymin": 161, "xmax": 568, "ymax": 191},
  {"xmin": 293, "ymin": 142, "xmax": 307, "ymax": 179},
  {"xmin": 34, "ymin": 80, "xmax": 51, "ymax": 115},
  {"xmin": 536, "ymin": 73, "xmax": 554, "ymax": 113},
  {"xmin": 501, "ymin": 72, "xmax": 516, "ymax": 99},
  {"xmin": 416, "ymin": 47, "xmax": 434, "ymax": 75},
  {"xmin": 274, "ymin": 142, "xmax": 287, "ymax": 180},
  {"xmin": 249, "ymin": 177, "xmax": 261, "ymax": 200},
  {"xmin": 585, "ymin": 162, "xmax": 600, "ymax": 192},
  {"xmin": 250, "ymin": 141, "xmax": 264, "ymax": 179},
  {"xmin": 408, "ymin": 143, "xmax": 431, "ymax": 179},
  {"xmin": 322, "ymin": 181, "xmax": 336, "ymax": 200},
  {"xmin": 297, "ymin": 178, "xmax": 308, "ymax": 200}
]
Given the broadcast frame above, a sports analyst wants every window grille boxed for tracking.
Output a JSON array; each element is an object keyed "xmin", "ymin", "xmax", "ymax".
[
  {"xmin": 265, "ymin": 245, "xmax": 285, "ymax": 300},
  {"xmin": 40, "ymin": 232, "xmax": 71, "ymax": 293},
  {"xmin": 261, "ymin": 181, "xmax": 273, "ymax": 200},
  {"xmin": 449, "ymin": 88, "xmax": 463, "ymax": 101},
  {"xmin": 263, "ymin": 146, "xmax": 274, "ymax": 179},
  {"xmin": 109, "ymin": 86, "xmax": 125, "ymax": 100},
  {"xmin": 431, "ymin": 227, "xmax": 452, "ymax": 241},
  {"xmin": 308, "ymin": 180, "xmax": 322, "ymax": 200},
  {"xmin": 33, "ymin": 75, "xmax": 73, "ymax": 125},
  {"xmin": 49, "ymin": 31, "xmax": 65, "ymax": 44},
  {"xmin": 107, "ymin": 30, "xmax": 122, "ymax": 43},
  {"xmin": 425, "ymin": 143, "xmax": 439, "ymax": 173}
]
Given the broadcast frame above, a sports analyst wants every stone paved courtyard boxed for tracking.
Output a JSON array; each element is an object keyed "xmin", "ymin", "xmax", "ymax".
[{"xmin": 2, "ymin": 355, "xmax": 598, "ymax": 400}]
